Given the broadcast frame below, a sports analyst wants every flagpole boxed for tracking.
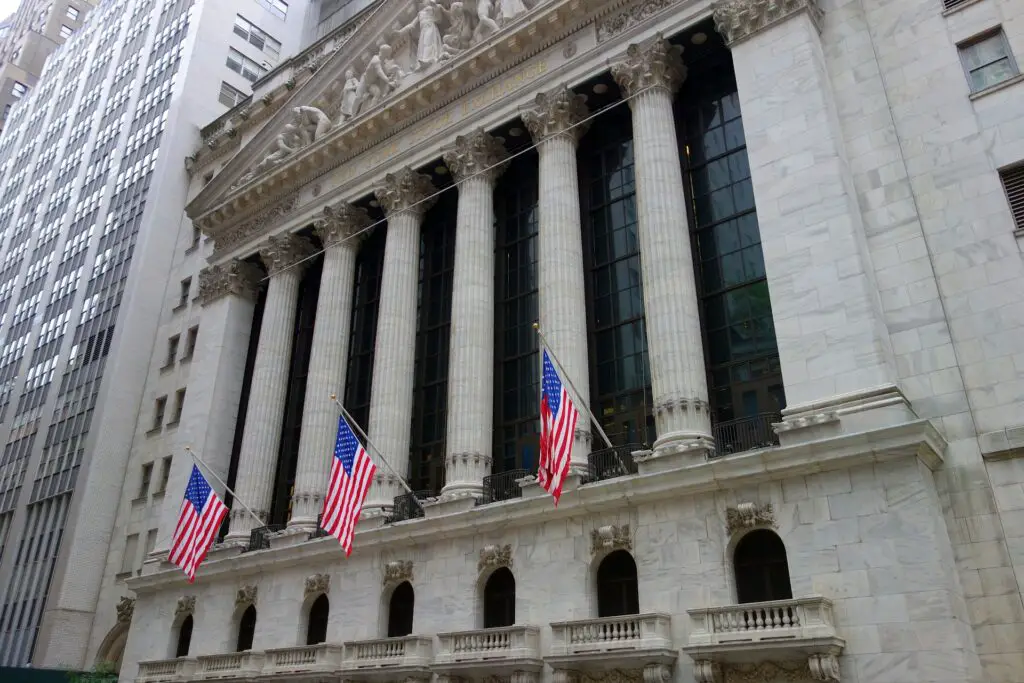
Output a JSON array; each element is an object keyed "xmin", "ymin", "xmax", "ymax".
[
  {"xmin": 329, "ymin": 394, "xmax": 425, "ymax": 513},
  {"xmin": 184, "ymin": 446, "xmax": 265, "ymax": 529},
  {"xmin": 533, "ymin": 324, "xmax": 632, "ymax": 475}
]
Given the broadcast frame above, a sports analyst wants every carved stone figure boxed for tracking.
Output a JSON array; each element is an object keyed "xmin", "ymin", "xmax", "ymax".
[
  {"xmin": 175, "ymin": 595, "xmax": 196, "ymax": 616},
  {"xmin": 478, "ymin": 543, "xmax": 513, "ymax": 572},
  {"xmin": 304, "ymin": 573, "xmax": 331, "ymax": 597},
  {"xmin": 499, "ymin": 0, "xmax": 529, "ymax": 24},
  {"xmin": 725, "ymin": 502, "xmax": 776, "ymax": 535},
  {"xmin": 355, "ymin": 44, "xmax": 404, "ymax": 115},
  {"xmin": 339, "ymin": 68, "xmax": 361, "ymax": 120},
  {"xmin": 293, "ymin": 105, "xmax": 332, "ymax": 145},
  {"xmin": 401, "ymin": 0, "xmax": 445, "ymax": 70},
  {"xmin": 236, "ymin": 584, "xmax": 258, "ymax": 606},
  {"xmin": 590, "ymin": 524, "xmax": 631, "ymax": 555},
  {"xmin": 383, "ymin": 559, "xmax": 414, "ymax": 585},
  {"xmin": 116, "ymin": 596, "xmax": 135, "ymax": 623},
  {"xmin": 440, "ymin": 1, "xmax": 473, "ymax": 60},
  {"xmin": 473, "ymin": 0, "xmax": 501, "ymax": 42}
]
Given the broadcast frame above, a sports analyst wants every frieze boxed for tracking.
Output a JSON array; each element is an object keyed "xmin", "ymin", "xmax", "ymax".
[
  {"xmin": 175, "ymin": 595, "xmax": 196, "ymax": 616},
  {"xmin": 384, "ymin": 560, "xmax": 414, "ymax": 585},
  {"xmin": 597, "ymin": 0, "xmax": 678, "ymax": 42},
  {"xmin": 725, "ymin": 501, "xmax": 776, "ymax": 535},
  {"xmin": 590, "ymin": 524, "xmax": 631, "ymax": 556},
  {"xmin": 478, "ymin": 543, "xmax": 513, "ymax": 572},
  {"xmin": 115, "ymin": 596, "xmax": 135, "ymax": 623},
  {"xmin": 723, "ymin": 661, "xmax": 809, "ymax": 682},
  {"xmin": 304, "ymin": 572, "xmax": 330, "ymax": 597},
  {"xmin": 712, "ymin": 0, "xmax": 823, "ymax": 47},
  {"xmin": 210, "ymin": 192, "xmax": 300, "ymax": 258},
  {"xmin": 236, "ymin": 584, "xmax": 258, "ymax": 607}
]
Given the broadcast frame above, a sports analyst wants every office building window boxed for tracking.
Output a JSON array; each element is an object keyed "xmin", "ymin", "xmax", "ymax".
[
  {"xmin": 233, "ymin": 15, "xmax": 281, "ymax": 60},
  {"xmin": 256, "ymin": 0, "xmax": 288, "ymax": 20},
  {"xmin": 120, "ymin": 534, "xmax": 139, "ymax": 574},
  {"xmin": 958, "ymin": 29, "xmax": 1019, "ymax": 93},
  {"xmin": 139, "ymin": 463, "xmax": 152, "ymax": 498},
  {"xmin": 184, "ymin": 326, "xmax": 198, "ymax": 360},
  {"xmin": 59, "ymin": 25, "xmax": 73, "ymax": 39},
  {"xmin": 226, "ymin": 48, "xmax": 267, "ymax": 83},
  {"xmin": 152, "ymin": 396, "xmax": 167, "ymax": 431},
  {"xmin": 11, "ymin": 82, "xmax": 27, "ymax": 98},
  {"xmin": 177, "ymin": 277, "xmax": 191, "ymax": 308},
  {"xmin": 157, "ymin": 456, "xmax": 171, "ymax": 494},
  {"xmin": 165, "ymin": 335, "xmax": 179, "ymax": 367},
  {"xmin": 66, "ymin": 5, "xmax": 80, "ymax": 20},
  {"xmin": 218, "ymin": 81, "xmax": 247, "ymax": 108},
  {"xmin": 170, "ymin": 388, "xmax": 186, "ymax": 425}
]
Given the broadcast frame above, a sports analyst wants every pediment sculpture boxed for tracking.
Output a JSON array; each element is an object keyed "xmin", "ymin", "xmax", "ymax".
[{"xmin": 237, "ymin": 105, "xmax": 332, "ymax": 186}]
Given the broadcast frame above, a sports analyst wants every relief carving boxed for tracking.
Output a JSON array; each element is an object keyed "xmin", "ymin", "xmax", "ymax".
[
  {"xmin": 723, "ymin": 661, "xmax": 809, "ymax": 682},
  {"xmin": 712, "ymin": 0, "xmax": 823, "ymax": 47},
  {"xmin": 175, "ymin": 595, "xmax": 196, "ymax": 616},
  {"xmin": 197, "ymin": 259, "xmax": 263, "ymax": 306},
  {"xmin": 235, "ymin": 584, "xmax": 258, "ymax": 607},
  {"xmin": 598, "ymin": 0, "xmax": 677, "ymax": 42},
  {"xmin": 641, "ymin": 664, "xmax": 672, "ymax": 683},
  {"xmin": 807, "ymin": 654, "xmax": 841, "ymax": 682},
  {"xmin": 478, "ymin": 543, "xmax": 513, "ymax": 572},
  {"xmin": 115, "ymin": 596, "xmax": 135, "ymax": 623},
  {"xmin": 383, "ymin": 560, "xmax": 414, "ymax": 585},
  {"xmin": 304, "ymin": 573, "xmax": 331, "ymax": 597},
  {"xmin": 236, "ymin": 106, "xmax": 332, "ymax": 188},
  {"xmin": 590, "ymin": 524, "xmax": 631, "ymax": 556},
  {"xmin": 211, "ymin": 192, "xmax": 300, "ymax": 257},
  {"xmin": 725, "ymin": 502, "xmax": 776, "ymax": 535}
]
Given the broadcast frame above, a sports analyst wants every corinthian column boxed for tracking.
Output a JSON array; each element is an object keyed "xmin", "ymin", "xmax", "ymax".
[
  {"xmin": 439, "ymin": 130, "xmax": 509, "ymax": 500},
  {"xmin": 364, "ymin": 168, "xmax": 437, "ymax": 512},
  {"xmin": 522, "ymin": 88, "xmax": 592, "ymax": 471},
  {"xmin": 288, "ymin": 204, "xmax": 371, "ymax": 530},
  {"xmin": 612, "ymin": 38, "xmax": 713, "ymax": 458},
  {"xmin": 225, "ymin": 234, "xmax": 315, "ymax": 542}
]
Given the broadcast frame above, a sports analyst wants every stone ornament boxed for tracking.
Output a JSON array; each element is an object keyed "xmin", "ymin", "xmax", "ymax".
[
  {"xmin": 808, "ymin": 653, "xmax": 841, "ymax": 682},
  {"xmin": 725, "ymin": 661, "xmax": 808, "ymax": 682},
  {"xmin": 383, "ymin": 559, "xmax": 414, "ymax": 585},
  {"xmin": 693, "ymin": 661, "xmax": 721, "ymax": 683},
  {"xmin": 725, "ymin": 501, "xmax": 776, "ymax": 535},
  {"xmin": 212, "ymin": 192, "xmax": 301, "ymax": 257},
  {"xmin": 590, "ymin": 524, "xmax": 631, "ymax": 556},
  {"xmin": 713, "ymin": 0, "xmax": 823, "ymax": 47},
  {"xmin": 175, "ymin": 595, "xmax": 196, "ymax": 616},
  {"xmin": 237, "ymin": 106, "xmax": 333, "ymax": 187},
  {"xmin": 304, "ymin": 573, "xmax": 330, "ymax": 597},
  {"xmin": 259, "ymin": 233, "xmax": 317, "ymax": 277},
  {"xmin": 115, "ymin": 596, "xmax": 135, "ymax": 623},
  {"xmin": 374, "ymin": 167, "xmax": 438, "ymax": 217},
  {"xmin": 197, "ymin": 259, "xmax": 263, "ymax": 306},
  {"xmin": 522, "ymin": 87, "xmax": 591, "ymax": 144},
  {"xmin": 611, "ymin": 37, "xmax": 686, "ymax": 99},
  {"xmin": 442, "ymin": 129, "xmax": 510, "ymax": 183},
  {"xmin": 315, "ymin": 202, "xmax": 372, "ymax": 248},
  {"xmin": 598, "ymin": 0, "xmax": 677, "ymax": 42},
  {"xmin": 478, "ymin": 543, "xmax": 513, "ymax": 572},
  {"xmin": 236, "ymin": 584, "xmax": 258, "ymax": 607},
  {"xmin": 641, "ymin": 664, "xmax": 672, "ymax": 683}
]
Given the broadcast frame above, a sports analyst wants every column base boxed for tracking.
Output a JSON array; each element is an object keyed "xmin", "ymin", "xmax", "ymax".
[
  {"xmin": 516, "ymin": 472, "xmax": 584, "ymax": 499},
  {"xmin": 439, "ymin": 481, "xmax": 484, "ymax": 501},
  {"xmin": 637, "ymin": 435, "xmax": 714, "ymax": 475},
  {"xmin": 286, "ymin": 515, "xmax": 319, "ymax": 533},
  {"xmin": 775, "ymin": 384, "xmax": 915, "ymax": 447},
  {"xmin": 423, "ymin": 495, "xmax": 477, "ymax": 518}
]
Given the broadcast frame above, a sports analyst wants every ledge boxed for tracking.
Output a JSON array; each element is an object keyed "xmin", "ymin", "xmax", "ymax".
[
  {"xmin": 127, "ymin": 419, "xmax": 945, "ymax": 593},
  {"xmin": 969, "ymin": 73, "xmax": 1024, "ymax": 101},
  {"xmin": 979, "ymin": 424, "xmax": 1024, "ymax": 461},
  {"xmin": 942, "ymin": 0, "xmax": 987, "ymax": 16}
]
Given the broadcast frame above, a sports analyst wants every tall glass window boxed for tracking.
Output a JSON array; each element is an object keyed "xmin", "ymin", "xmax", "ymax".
[
  {"xmin": 580, "ymin": 108, "xmax": 653, "ymax": 447},
  {"xmin": 680, "ymin": 62, "xmax": 785, "ymax": 432},
  {"xmin": 493, "ymin": 152, "xmax": 540, "ymax": 473},
  {"xmin": 344, "ymin": 229, "xmax": 385, "ymax": 431},
  {"xmin": 409, "ymin": 192, "xmax": 456, "ymax": 494}
]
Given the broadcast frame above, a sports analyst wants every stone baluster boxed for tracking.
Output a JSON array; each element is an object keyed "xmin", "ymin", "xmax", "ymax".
[
  {"xmin": 364, "ymin": 168, "xmax": 437, "ymax": 512},
  {"xmin": 439, "ymin": 130, "xmax": 509, "ymax": 500},
  {"xmin": 288, "ymin": 204, "xmax": 371, "ymax": 530},
  {"xmin": 225, "ymin": 234, "xmax": 315, "ymax": 541},
  {"xmin": 523, "ymin": 87, "xmax": 592, "ymax": 472},
  {"xmin": 612, "ymin": 38, "xmax": 714, "ymax": 461}
]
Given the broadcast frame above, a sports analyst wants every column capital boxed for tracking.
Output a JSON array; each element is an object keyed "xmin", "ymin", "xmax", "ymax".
[
  {"xmin": 713, "ymin": 0, "xmax": 823, "ymax": 47},
  {"xmin": 259, "ymin": 233, "xmax": 316, "ymax": 277},
  {"xmin": 611, "ymin": 37, "xmax": 686, "ymax": 99},
  {"xmin": 374, "ymin": 167, "xmax": 437, "ymax": 217},
  {"xmin": 522, "ymin": 87, "xmax": 590, "ymax": 145},
  {"xmin": 197, "ymin": 259, "xmax": 262, "ymax": 306},
  {"xmin": 441, "ymin": 129, "xmax": 509, "ymax": 184},
  {"xmin": 315, "ymin": 202, "xmax": 372, "ymax": 248}
]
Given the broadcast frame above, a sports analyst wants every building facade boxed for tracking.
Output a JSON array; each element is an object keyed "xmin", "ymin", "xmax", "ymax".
[
  {"xmin": 0, "ymin": 0, "xmax": 310, "ymax": 669},
  {"xmin": 0, "ymin": 0, "xmax": 98, "ymax": 132},
  {"xmin": 103, "ymin": 0, "xmax": 1024, "ymax": 682}
]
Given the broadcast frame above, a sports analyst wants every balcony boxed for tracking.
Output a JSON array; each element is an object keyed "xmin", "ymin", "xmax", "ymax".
[
  {"xmin": 683, "ymin": 596, "xmax": 844, "ymax": 672},
  {"xmin": 711, "ymin": 413, "xmax": 781, "ymax": 457},
  {"xmin": 244, "ymin": 524, "xmax": 283, "ymax": 552},
  {"xmin": 479, "ymin": 468, "xmax": 529, "ymax": 505},
  {"xmin": 136, "ymin": 658, "xmax": 196, "ymax": 683},
  {"xmin": 584, "ymin": 444, "xmax": 641, "ymax": 483},
  {"xmin": 263, "ymin": 644, "xmax": 344, "ymax": 676},
  {"xmin": 547, "ymin": 613, "xmax": 675, "ymax": 673},
  {"xmin": 386, "ymin": 491, "xmax": 428, "ymax": 523},
  {"xmin": 195, "ymin": 652, "xmax": 264, "ymax": 679},
  {"xmin": 341, "ymin": 635, "xmax": 433, "ymax": 681},
  {"xmin": 434, "ymin": 625, "xmax": 542, "ymax": 678}
]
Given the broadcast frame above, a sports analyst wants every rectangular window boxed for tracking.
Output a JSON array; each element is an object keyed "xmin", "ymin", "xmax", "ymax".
[
  {"xmin": 66, "ymin": 5, "xmax": 80, "ymax": 20},
  {"xmin": 958, "ymin": 29, "xmax": 1019, "ymax": 93},
  {"xmin": 1001, "ymin": 165, "xmax": 1024, "ymax": 234},
  {"xmin": 120, "ymin": 534, "xmax": 139, "ymax": 574},
  {"xmin": 59, "ymin": 25, "xmax": 73, "ymax": 39},
  {"xmin": 233, "ymin": 15, "xmax": 281, "ymax": 60},
  {"xmin": 11, "ymin": 82, "xmax": 27, "ymax": 98},
  {"xmin": 144, "ymin": 529, "xmax": 157, "ymax": 557},
  {"xmin": 171, "ymin": 388, "xmax": 186, "ymax": 424},
  {"xmin": 218, "ymin": 81, "xmax": 247, "ymax": 108},
  {"xmin": 157, "ymin": 456, "xmax": 172, "ymax": 493},
  {"xmin": 139, "ymin": 462, "xmax": 153, "ymax": 498},
  {"xmin": 184, "ymin": 326, "xmax": 198, "ymax": 359},
  {"xmin": 152, "ymin": 396, "xmax": 166, "ymax": 430},
  {"xmin": 165, "ymin": 335, "xmax": 179, "ymax": 367},
  {"xmin": 178, "ymin": 277, "xmax": 191, "ymax": 307},
  {"xmin": 191, "ymin": 224, "xmax": 202, "ymax": 248},
  {"xmin": 256, "ymin": 0, "xmax": 288, "ymax": 20},
  {"xmin": 226, "ymin": 48, "xmax": 267, "ymax": 83}
]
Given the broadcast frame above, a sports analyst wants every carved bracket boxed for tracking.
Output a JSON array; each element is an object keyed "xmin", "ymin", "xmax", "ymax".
[
  {"xmin": 305, "ymin": 573, "xmax": 330, "ymax": 597},
  {"xmin": 478, "ymin": 544, "xmax": 513, "ymax": 573},
  {"xmin": 590, "ymin": 524, "xmax": 631, "ymax": 556},
  {"xmin": 383, "ymin": 560, "xmax": 414, "ymax": 586},
  {"xmin": 235, "ymin": 584, "xmax": 257, "ymax": 607},
  {"xmin": 116, "ymin": 596, "xmax": 135, "ymax": 623},
  {"xmin": 693, "ymin": 661, "xmax": 721, "ymax": 683},
  {"xmin": 808, "ymin": 653, "xmax": 841, "ymax": 681},
  {"xmin": 725, "ymin": 502, "xmax": 776, "ymax": 535},
  {"xmin": 175, "ymin": 595, "xmax": 196, "ymax": 616}
]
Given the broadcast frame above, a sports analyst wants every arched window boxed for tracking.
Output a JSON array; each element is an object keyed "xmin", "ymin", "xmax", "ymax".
[
  {"xmin": 596, "ymin": 550, "xmax": 639, "ymax": 617},
  {"xmin": 236, "ymin": 605, "xmax": 257, "ymax": 652},
  {"xmin": 175, "ymin": 615, "xmax": 193, "ymax": 658},
  {"xmin": 734, "ymin": 529, "xmax": 793, "ymax": 604},
  {"xmin": 483, "ymin": 568, "xmax": 516, "ymax": 628},
  {"xmin": 306, "ymin": 595, "xmax": 329, "ymax": 645},
  {"xmin": 387, "ymin": 581, "xmax": 414, "ymax": 637}
]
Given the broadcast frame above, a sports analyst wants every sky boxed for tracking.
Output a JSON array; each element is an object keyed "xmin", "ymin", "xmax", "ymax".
[{"xmin": 0, "ymin": 0, "xmax": 19, "ymax": 21}]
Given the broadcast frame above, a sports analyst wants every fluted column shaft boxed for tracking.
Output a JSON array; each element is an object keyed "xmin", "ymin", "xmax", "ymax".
[
  {"xmin": 365, "ymin": 168, "xmax": 436, "ymax": 511},
  {"xmin": 613, "ymin": 39, "xmax": 713, "ymax": 454},
  {"xmin": 226, "ymin": 234, "xmax": 314, "ymax": 541},
  {"xmin": 524, "ymin": 88, "xmax": 592, "ymax": 470},
  {"xmin": 288, "ymin": 205, "xmax": 370, "ymax": 529},
  {"xmin": 441, "ymin": 130, "xmax": 508, "ymax": 498}
]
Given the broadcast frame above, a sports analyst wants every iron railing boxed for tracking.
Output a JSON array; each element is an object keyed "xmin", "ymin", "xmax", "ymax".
[
  {"xmin": 479, "ymin": 468, "xmax": 529, "ymax": 505},
  {"xmin": 244, "ymin": 524, "xmax": 283, "ymax": 552},
  {"xmin": 308, "ymin": 513, "xmax": 330, "ymax": 540},
  {"xmin": 585, "ymin": 444, "xmax": 642, "ymax": 483},
  {"xmin": 387, "ymin": 490, "xmax": 429, "ymax": 523},
  {"xmin": 711, "ymin": 413, "xmax": 781, "ymax": 457}
]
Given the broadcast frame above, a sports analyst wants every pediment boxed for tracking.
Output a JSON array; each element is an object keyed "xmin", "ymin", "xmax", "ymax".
[{"xmin": 189, "ymin": 0, "xmax": 561, "ymax": 226}]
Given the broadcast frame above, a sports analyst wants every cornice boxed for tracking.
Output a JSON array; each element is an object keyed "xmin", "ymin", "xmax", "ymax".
[
  {"xmin": 712, "ymin": 0, "xmax": 822, "ymax": 47},
  {"xmin": 127, "ymin": 419, "xmax": 944, "ymax": 593}
]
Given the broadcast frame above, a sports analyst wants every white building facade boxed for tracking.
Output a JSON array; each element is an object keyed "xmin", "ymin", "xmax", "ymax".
[
  {"xmin": 105, "ymin": 0, "xmax": 1024, "ymax": 682},
  {"xmin": 0, "ymin": 0, "xmax": 309, "ymax": 669}
]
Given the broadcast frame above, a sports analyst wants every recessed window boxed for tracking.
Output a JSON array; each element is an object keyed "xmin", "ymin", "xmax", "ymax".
[
  {"xmin": 237, "ymin": 605, "xmax": 257, "ymax": 652},
  {"xmin": 157, "ymin": 456, "xmax": 172, "ymax": 493},
  {"xmin": 152, "ymin": 396, "xmax": 167, "ymax": 431},
  {"xmin": 175, "ymin": 615, "xmax": 194, "ymax": 657},
  {"xmin": 59, "ymin": 24, "xmax": 73, "ymax": 39},
  {"xmin": 958, "ymin": 29, "xmax": 1019, "ymax": 93},
  {"xmin": 184, "ymin": 326, "xmax": 199, "ymax": 359},
  {"xmin": 734, "ymin": 529, "xmax": 793, "ymax": 604},
  {"xmin": 11, "ymin": 81, "xmax": 27, "ymax": 98},
  {"xmin": 226, "ymin": 48, "xmax": 267, "ymax": 83},
  {"xmin": 218, "ymin": 81, "xmax": 247, "ymax": 108},
  {"xmin": 66, "ymin": 5, "xmax": 80, "ymax": 20},
  {"xmin": 1000, "ymin": 165, "xmax": 1024, "ymax": 234},
  {"xmin": 596, "ymin": 550, "xmax": 639, "ymax": 618},
  {"xmin": 233, "ymin": 15, "xmax": 281, "ymax": 60},
  {"xmin": 178, "ymin": 277, "xmax": 191, "ymax": 308},
  {"xmin": 139, "ymin": 462, "xmax": 153, "ymax": 497},
  {"xmin": 191, "ymin": 224, "xmax": 202, "ymax": 247},
  {"xmin": 256, "ymin": 0, "xmax": 288, "ymax": 20},
  {"xmin": 170, "ymin": 388, "xmax": 186, "ymax": 424},
  {"xmin": 165, "ymin": 334, "xmax": 180, "ymax": 367},
  {"xmin": 387, "ymin": 582, "xmax": 414, "ymax": 637},
  {"xmin": 120, "ymin": 533, "xmax": 139, "ymax": 574}
]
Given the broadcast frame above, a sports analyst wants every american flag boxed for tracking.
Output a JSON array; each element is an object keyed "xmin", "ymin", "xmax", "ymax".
[
  {"xmin": 321, "ymin": 413, "xmax": 376, "ymax": 555},
  {"xmin": 170, "ymin": 465, "xmax": 229, "ymax": 583},
  {"xmin": 538, "ymin": 349, "xmax": 579, "ymax": 505}
]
